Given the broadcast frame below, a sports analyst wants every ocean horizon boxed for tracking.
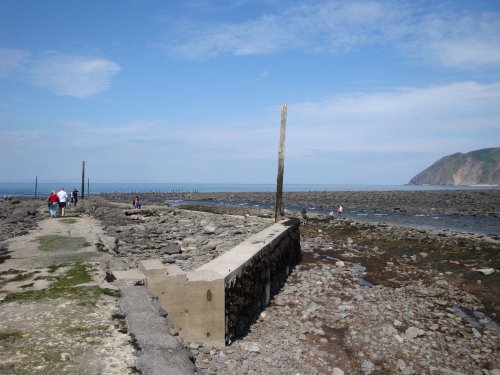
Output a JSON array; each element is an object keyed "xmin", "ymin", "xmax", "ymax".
[{"xmin": 1, "ymin": 182, "xmax": 498, "ymax": 197}]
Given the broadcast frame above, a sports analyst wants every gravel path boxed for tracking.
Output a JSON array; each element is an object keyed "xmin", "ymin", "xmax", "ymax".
[{"xmin": 0, "ymin": 210, "xmax": 136, "ymax": 374}]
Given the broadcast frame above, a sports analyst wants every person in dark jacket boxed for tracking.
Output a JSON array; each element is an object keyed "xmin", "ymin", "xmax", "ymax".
[{"xmin": 71, "ymin": 188, "xmax": 79, "ymax": 207}]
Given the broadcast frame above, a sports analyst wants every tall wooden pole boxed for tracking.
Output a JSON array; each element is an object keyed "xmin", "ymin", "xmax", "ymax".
[
  {"xmin": 275, "ymin": 104, "xmax": 287, "ymax": 223},
  {"xmin": 34, "ymin": 176, "xmax": 38, "ymax": 197},
  {"xmin": 81, "ymin": 161, "xmax": 85, "ymax": 200}
]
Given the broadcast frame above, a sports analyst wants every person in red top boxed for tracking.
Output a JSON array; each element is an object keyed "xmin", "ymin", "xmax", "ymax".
[
  {"xmin": 132, "ymin": 195, "xmax": 141, "ymax": 209},
  {"xmin": 47, "ymin": 191, "xmax": 59, "ymax": 217}
]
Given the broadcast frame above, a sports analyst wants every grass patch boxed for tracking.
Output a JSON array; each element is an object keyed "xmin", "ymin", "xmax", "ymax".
[
  {"xmin": 0, "ymin": 330, "xmax": 23, "ymax": 343},
  {"xmin": 37, "ymin": 235, "xmax": 68, "ymax": 251},
  {"xmin": 100, "ymin": 288, "xmax": 121, "ymax": 298},
  {"xmin": 48, "ymin": 263, "xmax": 67, "ymax": 273},
  {"xmin": 33, "ymin": 275, "xmax": 57, "ymax": 281},
  {"xmin": 2, "ymin": 263, "xmax": 120, "ymax": 304},
  {"xmin": 35, "ymin": 235, "xmax": 92, "ymax": 252},
  {"xmin": 58, "ymin": 211, "xmax": 81, "ymax": 218},
  {"xmin": 59, "ymin": 218, "xmax": 77, "ymax": 224},
  {"xmin": 51, "ymin": 263, "xmax": 91, "ymax": 287},
  {"xmin": 9, "ymin": 272, "xmax": 35, "ymax": 282}
]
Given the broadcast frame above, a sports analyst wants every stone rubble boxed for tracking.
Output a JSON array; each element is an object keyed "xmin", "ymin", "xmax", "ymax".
[
  {"xmin": 84, "ymin": 199, "xmax": 274, "ymax": 271},
  {"xmin": 57, "ymin": 198, "xmax": 500, "ymax": 374},
  {"xmin": 1, "ymin": 194, "xmax": 499, "ymax": 374},
  {"xmin": 190, "ymin": 224, "xmax": 499, "ymax": 374}
]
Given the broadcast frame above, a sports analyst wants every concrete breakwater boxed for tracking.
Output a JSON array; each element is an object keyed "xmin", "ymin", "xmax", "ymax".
[{"xmin": 135, "ymin": 218, "xmax": 301, "ymax": 347}]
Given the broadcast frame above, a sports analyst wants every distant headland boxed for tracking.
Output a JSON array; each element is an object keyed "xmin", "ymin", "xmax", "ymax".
[{"xmin": 409, "ymin": 147, "xmax": 500, "ymax": 186}]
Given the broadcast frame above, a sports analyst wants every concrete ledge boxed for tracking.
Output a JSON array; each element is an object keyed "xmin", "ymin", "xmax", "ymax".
[
  {"xmin": 113, "ymin": 269, "xmax": 146, "ymax": 283},
  {"xmin": 197, "ymin": 222, "xmax": 292, "ymax": 282},
  {"xmin": 116, "ymin": 282, "xmax": 198, "ymax": 375},
  {"xmin": 141, "ymin": 218, "xmax": 301, "ymax": 347}
]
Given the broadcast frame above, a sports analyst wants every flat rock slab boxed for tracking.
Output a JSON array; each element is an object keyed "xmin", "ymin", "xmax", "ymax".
[
  {"xmin": 124, "ymin": 209, "xmax": 156, "ymax": 216},
  {"xmin": 116, "ymin": 281, "xmax": 200, "ymax": 375}
]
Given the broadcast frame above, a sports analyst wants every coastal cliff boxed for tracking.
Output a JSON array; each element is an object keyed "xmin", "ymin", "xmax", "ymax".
[{"xmin": 409, "ymin": 147, "xmax": 500, "ymax": 185}]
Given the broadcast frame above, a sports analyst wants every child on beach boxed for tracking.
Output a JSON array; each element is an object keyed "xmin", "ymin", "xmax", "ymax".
[{"xmin": 132, "ymin": 195, "xmax": 141, "ymax": 209}]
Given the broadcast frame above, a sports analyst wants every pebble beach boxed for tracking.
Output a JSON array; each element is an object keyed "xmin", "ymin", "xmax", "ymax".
[{"xmin": 0, "ymin": 189, "xmax": 499, "ymax": 374}]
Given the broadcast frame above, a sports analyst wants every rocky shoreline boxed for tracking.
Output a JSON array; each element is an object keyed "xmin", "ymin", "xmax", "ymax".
[
  {"xmin": 0, "ymin": 190, "xmax": 499, "ymax": 374},
  {"xmin": 103, "ymin": 188, "xmax": 500, "ymax": 217}
]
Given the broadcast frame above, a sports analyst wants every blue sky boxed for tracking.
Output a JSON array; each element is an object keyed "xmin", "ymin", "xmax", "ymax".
[{"xmin": 1, "ymin": 0, "xmax": 499, "ymax": 185}]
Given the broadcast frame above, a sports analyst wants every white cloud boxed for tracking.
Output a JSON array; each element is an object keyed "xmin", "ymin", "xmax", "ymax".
[
  {"xmin": 163, "ymin": 1, "xmax": 399, "ymax": 59},
  {"xmin": 161, "ymin": 0, "xmax": 500, "ymax": 69},
  {"xmin": 0, "ymin": 48, "xmax": 120, "ymax": 98},
  {"xmin": 0, "ymin": 48, "xmax": 29, "ymax": 77},
  {"xmin": 407, "ymin": 11, "xmax": 500, "ymax": 68},
  {"xmin": 288, "ymin": 81, "xmax": 500, "ymax": 153},
  {"xmin": 66, "ymin": 80, "xmax": 497, "ymax": 163},
  {"xmin": 56, "ymin": 120, "xmax": 92, "ymax": 130},
  {"xmin": 28, "ymin": 52, "xmax": 121, "ymax": 98},
  {"xmin": 0, "ymin": 130, "xmax": 42, "ymax": 142},
  {"xmin": 0, "ymin": 48, "xmax": 121, "ymax": 98}
]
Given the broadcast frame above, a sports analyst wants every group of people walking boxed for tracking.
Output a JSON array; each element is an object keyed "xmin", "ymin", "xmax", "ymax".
[{"xmin": 47, "ymin": 187, "xmax": 78, "ymax": 217}]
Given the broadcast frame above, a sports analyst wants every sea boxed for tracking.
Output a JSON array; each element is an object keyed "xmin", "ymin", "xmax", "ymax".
[
  {"xmin": 1, "ymin": 182, "xmax": 498, "ymax": 196},
  {"xmin": 1, "ymin": 182, "xmax": 498, "ymax": 236}
]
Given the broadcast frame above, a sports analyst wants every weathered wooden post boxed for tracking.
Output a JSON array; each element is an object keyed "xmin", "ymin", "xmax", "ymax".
[
  {"xmin": 34, "ymin": 176, "xmax": 38, "ymax": 197},
  {"xmin": 275, "ymin": 104, "xmax": 287, "ymax": 223},
  {"xmin": 81, "ymin": 161, "xmax": 85, "ymax": 200}
]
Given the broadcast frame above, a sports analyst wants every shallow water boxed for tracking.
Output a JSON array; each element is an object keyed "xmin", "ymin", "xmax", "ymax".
[
  {"xmin": 1, "ymin": 182, "xmax": 498, "ymax": 196},
  {"xmin": 163, "ymin": 198, "xmax": 500, "ymax": 236},
  {"xmin": 346, "ymin": 209, "xmax": 500, "ymax": 236}
]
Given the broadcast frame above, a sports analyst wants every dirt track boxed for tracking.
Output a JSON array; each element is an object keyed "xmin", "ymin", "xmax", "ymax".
[{"xmin": 0, "ymin": 211, "xmax": 136, "ymax": 374}]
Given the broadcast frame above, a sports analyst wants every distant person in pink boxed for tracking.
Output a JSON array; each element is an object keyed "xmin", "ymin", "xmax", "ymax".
[{"xmin": 132, "ymin": 195, "xmax": 141, "ymax": 209}]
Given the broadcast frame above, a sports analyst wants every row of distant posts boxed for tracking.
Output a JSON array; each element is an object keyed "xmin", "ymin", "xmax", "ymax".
[
  {"xmin": 33, "ymin": 160, "xmax": 88, "ymax": 199},
  {"xmin": 34, "ymin": 104, "xmax": 287, "ymax": 207}
]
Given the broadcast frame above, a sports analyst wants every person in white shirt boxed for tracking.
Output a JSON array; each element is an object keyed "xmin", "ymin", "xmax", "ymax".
[{"xmin": 57, "ymin": 187, "xmax": 68, "ymax": 217}]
